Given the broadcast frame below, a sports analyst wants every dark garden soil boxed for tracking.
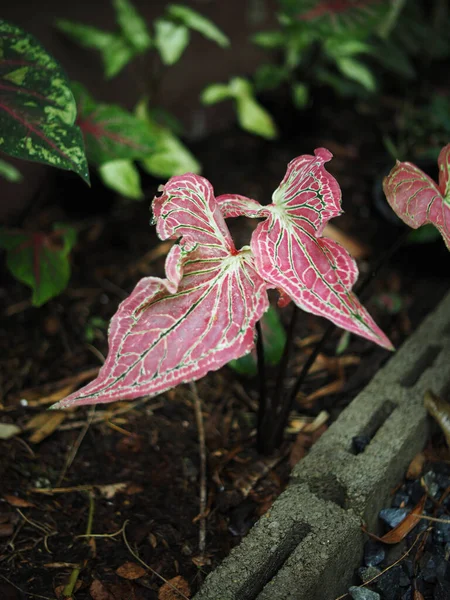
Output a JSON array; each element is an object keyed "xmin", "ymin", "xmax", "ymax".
[{"xmin": 1, "ymin": 88, "xmax": 450, "ymax": 600}]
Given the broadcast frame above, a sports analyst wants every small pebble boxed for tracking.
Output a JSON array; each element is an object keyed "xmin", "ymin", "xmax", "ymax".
[
  {"xmin": 433, "ymin": 520, "xmax": 450, "ymax": 544},
  {"xmin": 359, "ymin": 566, "xmax": 381, "ymax": 583},
  {"xmin": 364, "ymin": 540, "xmax": 385, "ymax": 567},
  {"xmin": 374, "ymin": 565, "xmax": 402, "ymax": 600},
  {"xmin": 392, "ymin": 490, "xmax": 410, "ymax": 508},
  {"xmin": 423, "ymin": 471, "xmax": 440, "ymax": 498},
  {"xmin": 349, "ymin": 586, "xmax": 380, "ymax": 600},
  {"xmin": 379, "ymin": 507, "xmax": 409, "ymax": 528}
]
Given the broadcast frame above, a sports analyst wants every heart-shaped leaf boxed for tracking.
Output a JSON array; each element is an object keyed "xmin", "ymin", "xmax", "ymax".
[
  {"xmin": 166, "ymin": 4, "xmax": 230, "ymax": 48},
  {"xmin": 218, "ymin": 148, "xmax": 393, "ymax": 349},
  {"xmin": 98, "ymin": 159, "xmax": 143, "ymax": 200},
  {"xmin": 383, "ymin": 144, "xmax": 450, "ymax": 250},
  {"xmin": 53, "ymin": 174, "xmax": 269, "ymax": 408},
  {"xmin": 154, "ymin": 19, "xmax": 190, "ymax": 66},
  {"xmin": 0, "ymin": 20, "xmax": 89, "ymax": 182},
  {"xmin": 0, "ymin": 224, "xmax": 77, "ymax": 306},
  {"xmin": 113, "ymin": 0, "xmax": 152, "ymax": 52},
  {"xmin": 72, "ymin": 83, "xmax": 157, "ymax": 165}
]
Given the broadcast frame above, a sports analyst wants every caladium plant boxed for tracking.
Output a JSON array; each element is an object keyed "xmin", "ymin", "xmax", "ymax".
[
  {"xmin": 53, "ymin": 148, "xmax": 391, "ymax": 411},
  {"xmin": 383, "ymin": 143, "xmax": 450, "ymax": 251}
]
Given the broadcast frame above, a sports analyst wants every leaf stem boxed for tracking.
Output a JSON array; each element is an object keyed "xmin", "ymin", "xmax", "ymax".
[
  {"xmin": 271, "ymin": 229, "xmax": 411, "ymax": 448},
  {"xmin": 256, "ymin": 320, "xmax": 270, "ymax": 454}
]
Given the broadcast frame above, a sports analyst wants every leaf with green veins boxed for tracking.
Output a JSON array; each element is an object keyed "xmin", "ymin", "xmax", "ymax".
[
  {"xmin": 0, "ymin": 158, "xmax": 22, "ymax": 182},
  {"xmin": 166, "ymin": 4, "xmax": 229, "ymax": 48},
  {"xmin": 0, "ymin": 223, "xmax": 77, "ymax": 306},
  {"xmin": 136, "ymin": 98, "xmax": 200, "ymax": 178},
  {"xmin": 56, "ymin": 20, "xmax": 137, "ymax": 78},
  {"xmin": 113, "ymin": 0, "xmax": 152, "ymax": 52},
  {"xmin": 230, "ymin": 78, "xmax": 278, "ymax": 140},
  {"xmin": 99, "ymin": 159, "xmax": 143, "ymax": 200},
  {"xmin": 335, "ymin": 57, "xmax": 376, "ymax": 92},
  {"xmin": 200, "ymin": 84, "xmax": 233, "ymax": 105},
  {"xmin": 229, "ymin": 305, "xmax": 286, "ymax": 376},
  {"xmin": 0, "ymin": 20, "xmax": 89, "ymax": 183},
  {"xmin": 72, "ymin": 82, "xmax": 157, "ymax": 165},
  {"xmin": 154, "ymin": 19, "xmax": 190, "ymax": 65}
]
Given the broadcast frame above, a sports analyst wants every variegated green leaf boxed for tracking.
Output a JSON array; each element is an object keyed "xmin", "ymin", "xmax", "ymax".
[
  {"xmin": 72, "ymin": 82, "xmax": 157, "ymax": 165},
  {"xmin": 113, "ymin": 0, "xmax": 152, "ymax": 52},
  {"xmin": 98, "ymin": 159, "xmax": 143, "ymax": 200},
  {"xmin": 0, "ymin": 20, "xmax": 89, "ymax": 182}
]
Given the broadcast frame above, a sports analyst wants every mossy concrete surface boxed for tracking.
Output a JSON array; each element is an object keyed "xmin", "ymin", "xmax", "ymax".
[{"xmin": 194, "ymin": 291, "xmax": 450, "ymax": 600}]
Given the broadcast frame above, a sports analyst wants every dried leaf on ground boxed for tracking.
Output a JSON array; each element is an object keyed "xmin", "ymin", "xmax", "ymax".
[
  {"xmin": 413, "ymin": 591, "xmax": 425, "ymax": 600},
  {"xmin": 406, "ymin": 452, "xmax": 425, "ymax": 480},
  {"xmin": 116, "ymin": 561, "xmax": 146, "ymax": 580},
  {"xmin": 90, "ymin": 579, "xmax": 116, "ymax": 600},
  {"xmin": 368, "ymin": 494, "xmax": 427, "ymax": 544},
  {"xmin": 3, "ymin": 495, "xmax": 35, "ymax": 508},
  {"xmin": 25, "ymin": 411, "xmax": 66, "ymax": 443},
  {"xmin": 158, "ymin": 575, "xmax": 191, "ymax": 599},
  {"xmin": 0, "ymin": 423, "xmax": 21, "ymax": 440}
]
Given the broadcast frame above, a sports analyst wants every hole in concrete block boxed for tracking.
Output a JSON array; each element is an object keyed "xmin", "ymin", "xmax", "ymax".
[
  {"xmin": 302, "ymin": 473, "xmax": 347, "ymax": 509},
  {"xmin": 235, "ymin": 523, "xmax": 312, "ymax": 600},
  {"xmin": 401, "ymin": 345, "xmax": 442, "ymax": 388},
  {"xmin": 349, "ymin": 400, "xmax": 396, "ymax": 455}
]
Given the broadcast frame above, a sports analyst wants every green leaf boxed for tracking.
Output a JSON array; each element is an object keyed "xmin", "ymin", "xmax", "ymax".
[
  {"xmin": 251, "ymin": 30, "xmax": 285, "ymax": 49},
  {"xmin": 154, "ymin": 19, "xmax": 190, "ymax": 65},
  {"xmin": 0, "ymin": 158, "xmax": 22, "ymax": 182},
  {"xmin": 407, "ymin": 224, "xmax": 442, "ymax": 244},
  {"xmin": 98, "ymin": 159, "xmax": 143, "ymax": 200},
  {"xmin": 335, "ymin": 57, "xmax": 376, "ymax": 92},
  {"xmin": 166, "ymin": 4, "xmax": 229, "ymax": 48},
  {"xmin": 73, "ymin": 82, "xmax": 157, "ymax": 165},
  {"xmin": 325, "ymin": 37, "xmax": 371, "ymax": 59},
  {"xmin": 0, "ymin": 20, "xmax": 89, "ymax": 183},
  {"xmin": 103, "ymin": 35, "xmax": 137, "ymax": 78},
  {"xmin": 200, "ymin": 83, "xmax": 233, "ymax": 105},
  {"xmin": 113, "ymin": 0, "xmax": 152, "ymax": 52},
  {"xmin": 291, "ymin": 82, "xmax": 309, "ymax": 109},
  {"xmin": 0, "ymin": 223, "xmax": 76, "ymax": 306},
  {"xmin": 254, "ymin": 64, "xmax": 288, "ymax": 92},
  {"xmin": 56, "ymin": 19, "xmax": 115, "ymax": 50},
  {"xmin": 228, "ymin": 306, "xmax": 286, "ymax": 376},
  {"xmin": 136, "ymin": 98, "xmax": 200, "ymax": 178},
  {"xmin": 56, "ymin": 20, "xmax": 137, "ymax": 78},
  {"xmin": 230, "ymin": 78, "xmax": 278, "ymax": 140}
]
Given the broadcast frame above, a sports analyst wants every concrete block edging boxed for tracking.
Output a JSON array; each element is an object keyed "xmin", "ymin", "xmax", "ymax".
[{"xmin": 194, "ymin": 291, "xmax": 450, "ymax": 600}]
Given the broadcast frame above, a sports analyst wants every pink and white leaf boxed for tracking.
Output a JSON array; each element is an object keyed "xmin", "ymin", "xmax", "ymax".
[
  {"xmin": 218, "ymin": 148, "xmax": 392, "ymax": 349},
  {"xmin": 383, "ymin": 143, "xmax": 450, "ymax": 251},
  {"xmin": 53, "ymin": 175, "xmax": 269, "ymax": 409}
]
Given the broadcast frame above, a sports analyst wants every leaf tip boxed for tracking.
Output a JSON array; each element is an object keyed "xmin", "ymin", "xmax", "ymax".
[{"xmin": 314, "ymin": 147, "xmax": 333, "ymax": 163}]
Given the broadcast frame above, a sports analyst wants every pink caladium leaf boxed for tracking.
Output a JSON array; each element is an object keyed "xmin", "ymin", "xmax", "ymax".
[
  {"xmin": 53, "ymin": 174, "xmax": 269, "ymax": 409},
  {"xmin": 383, "ymin": 144, "xmax": 450, "ymax": 251},
  {"xmin": 218, "ymin": 148, "xmax": 393, "ymax": 349}
]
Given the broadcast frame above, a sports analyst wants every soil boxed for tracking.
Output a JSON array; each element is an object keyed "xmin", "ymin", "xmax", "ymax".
[{"xmin": 1, "ymin": 82, "xmax": 450, "ymax": 600}]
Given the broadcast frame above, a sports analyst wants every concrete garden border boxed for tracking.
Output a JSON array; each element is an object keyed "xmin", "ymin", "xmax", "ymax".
[{"xmin": 194, "ymin": 290, "xmax": 450, "ymax": 600}]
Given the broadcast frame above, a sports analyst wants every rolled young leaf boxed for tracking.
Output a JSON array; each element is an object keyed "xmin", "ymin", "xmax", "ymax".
[
  {"xmin": 53, "ymin": 174, "xmax": 269, "ymax": 408},
  {"xmin": 0, "ymin": 20, "xmax": 89, "ymax": 182},
  {"xmin": 383, "ymin": 143, "xmax": 450, "ymax": 250},
  {"xmin": 217, "ymin": 148, "xmax": 393, "ymax": 349}
]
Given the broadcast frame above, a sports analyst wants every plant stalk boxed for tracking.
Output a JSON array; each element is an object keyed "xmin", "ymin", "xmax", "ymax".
[
  {"xmin": 256, "ymin": 320, "xmax": 270, "ymax": 454},
  {"xmin": 270, "ymin": 229, "xmax": 411, "ymax": 449}
]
